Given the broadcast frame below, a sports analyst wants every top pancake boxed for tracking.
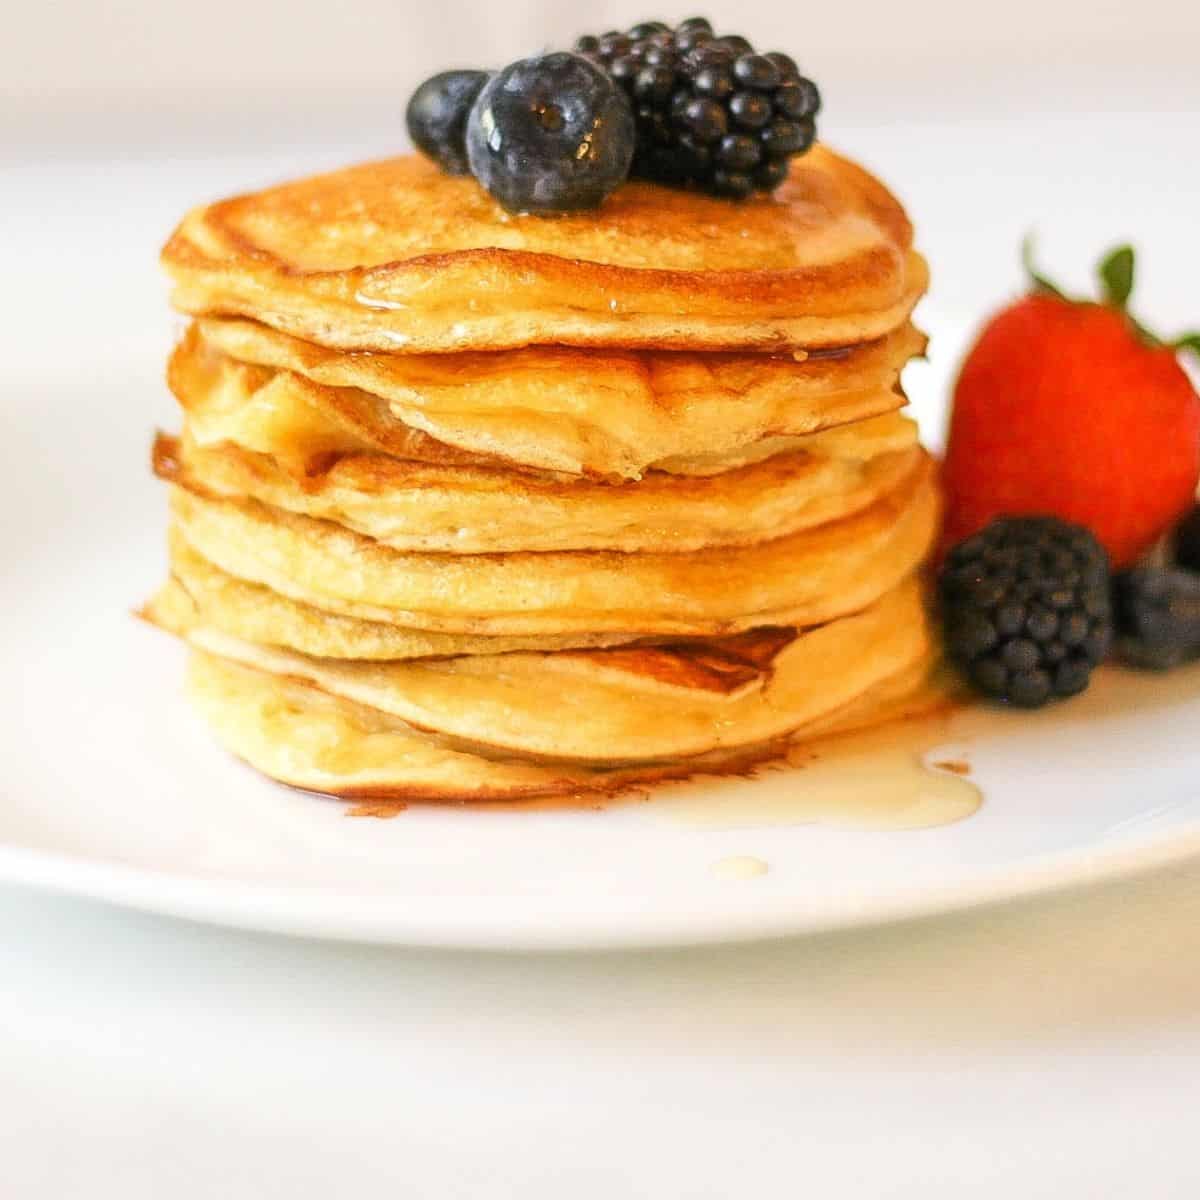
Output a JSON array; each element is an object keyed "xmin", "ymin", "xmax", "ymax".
[{"xmin": 163, "ymin": 145, "xmax": 927, "ymax": 353}]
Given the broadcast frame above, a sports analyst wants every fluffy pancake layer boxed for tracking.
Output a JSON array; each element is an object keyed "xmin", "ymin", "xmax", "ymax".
[
  {"xmin": 176, "ymin": 319, "xmax": 925, "ymax": 480},
  {"xmin": 155, "ymin": 419, "xmax": 921, "ymax": 554},
  {"xmin": 152, "ymin": 540, "xmax": 653, "ymax": 659},
  {"xmin": 184, "ymin": 635, "xmax": 940, "ymax": 802},
  {"xmin": 166, "ymin": 451, "xmax": 938, "ymax": 636},
  {"xmin": 163, "ymin": 146, "xmax": 927, "ymax": 354}
]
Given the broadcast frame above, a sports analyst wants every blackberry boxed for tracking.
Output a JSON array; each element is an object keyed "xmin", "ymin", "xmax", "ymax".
[
  {"xmin": 573, "ymin": 18, "xmax": 820, "ymax": 197},
  {"xmin": 940, "ymin": 517, "xmax": 1114, "ymax": 708},
  {"xmin": 1114, "ymin": 568, "xmax": 1200, "ymax": 670}
]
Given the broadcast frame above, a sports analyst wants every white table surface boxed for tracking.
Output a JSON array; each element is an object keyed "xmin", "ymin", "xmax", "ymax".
[
  {"xmin": 2, "ymin": 866, "xmax": 1199, "ymax": 1197},
  {"xmin": 5, "ymin": 62, "xmax": 1200, "ymax": 1195}
]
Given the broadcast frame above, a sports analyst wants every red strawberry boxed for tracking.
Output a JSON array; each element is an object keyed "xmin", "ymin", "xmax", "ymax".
[{"xmin": 942, "ymin": 243, "xmax": 1200, "ymax": 567}]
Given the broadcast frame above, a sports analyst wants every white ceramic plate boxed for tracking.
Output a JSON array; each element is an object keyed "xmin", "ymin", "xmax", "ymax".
[{"xmin": 5, "ymin": 119, "xmax": 1200, "ymax": 949}]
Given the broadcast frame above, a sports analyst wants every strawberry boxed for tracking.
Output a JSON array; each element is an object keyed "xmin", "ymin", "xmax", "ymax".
[{"xmin": 941, "ymin": 242, "xmax": 1200, "ymax": 567}]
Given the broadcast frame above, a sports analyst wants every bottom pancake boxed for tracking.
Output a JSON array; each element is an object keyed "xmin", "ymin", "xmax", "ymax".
[
  {"xmin": 184, "ymin": 644, "xmax": 946, "ymax": 803},
  {"xmin": 154, "ymin": 571, "xmax": 940, "ymax": 800},
  {"xmin": 152, "ymin": 577, "xmax": 933, "ymax": 764}
]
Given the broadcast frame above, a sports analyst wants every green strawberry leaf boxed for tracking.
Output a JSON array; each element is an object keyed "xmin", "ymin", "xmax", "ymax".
[
  {"xmin": 1175, "ymin": 333, "xmax": 1200, "ymax": 358},
  {"xmin": 1099, "ymin": 244, "xmax": 1136, "ymax": 309},
  {"xmin": 1021, "ymin": 233, "xmax": 1068, "ymax": 299}
]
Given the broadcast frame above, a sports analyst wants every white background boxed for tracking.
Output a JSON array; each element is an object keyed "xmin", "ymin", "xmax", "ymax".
[
  {"xmin": 4, "ymin": 1, "xmax": 1200, "ymax": 1195},
  {"xmin": 6, "ymin": 0, "xmax": 1199, "ymax": 156}
]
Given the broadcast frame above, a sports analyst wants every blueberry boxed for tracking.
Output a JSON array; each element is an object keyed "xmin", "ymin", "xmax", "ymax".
[
  {"xmin": 465, "ymin": 53, "xmax": 635, "ymax": 214},
  {"xmin": 406, "ymin": 70, "xmax": 491, "ymax": 175}
]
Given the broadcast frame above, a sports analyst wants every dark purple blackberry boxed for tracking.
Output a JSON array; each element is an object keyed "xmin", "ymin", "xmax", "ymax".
[
  {"xmin": 1114, "ymin": 568, "xmax": 1200, "ymax": 670},
  {"xmin": 940, "ymin": 517, "xmax": 1114, "ymax": 708},
  {"xmin": 573, "ymin": 18, "xmax": 820, "ymax": 197}
]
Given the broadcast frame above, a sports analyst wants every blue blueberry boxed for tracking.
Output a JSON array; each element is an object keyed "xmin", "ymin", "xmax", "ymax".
[
  {"xmin": 406, "ymin": 70, "xmax": 491, "ymax": 175},
  {"xmin": 465, "ymin": 52, "xmax": 635, "ymax": 214}
]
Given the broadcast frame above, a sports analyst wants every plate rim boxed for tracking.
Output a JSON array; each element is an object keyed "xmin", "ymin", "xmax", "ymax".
[{"xmin": 1, "ymin": 815, "xmax": 1197, "ymax": 950}]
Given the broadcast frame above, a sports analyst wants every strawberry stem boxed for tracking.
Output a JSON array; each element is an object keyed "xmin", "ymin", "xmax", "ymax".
[{"xmin": 1098, "ymin": 245, "xmax": 1135, "ymax": 309}]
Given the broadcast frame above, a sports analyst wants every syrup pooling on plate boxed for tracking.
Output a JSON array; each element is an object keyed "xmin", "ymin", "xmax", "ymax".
[{"xmin": 656, "ymin": 714, "xmax": 981, "ymax": 831}]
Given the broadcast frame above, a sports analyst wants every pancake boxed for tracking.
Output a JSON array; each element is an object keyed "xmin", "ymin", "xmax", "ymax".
[
  {"xmin": 155, "ymin": 418, "xmax": 921, "ymax": 553},
  {"xmin": 163, "ymin": 145, "xmax": 927, "ymax": 354},
  {"xmin": 148, "ymin": 539, "xmax": 645, "ymax": 660},
  {"xmin": 166, "ymin": 451, "xmax": 939, "ymax": 636},
  {"xmin": 184, "ymin": 643, "xmax": 941, "ymax": 802},
  {"xmin": 157, "ymin": 575, "xmax": 931, "ymax": 764},
  {"xmin": 176, "ymin": 318, "xmax": 925, "ymax": 480}
]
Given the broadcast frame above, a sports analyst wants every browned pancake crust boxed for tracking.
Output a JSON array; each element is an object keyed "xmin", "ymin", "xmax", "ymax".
[{"xmin": 163, "ymin": 146, "xmax": 927, "ymax": 353}]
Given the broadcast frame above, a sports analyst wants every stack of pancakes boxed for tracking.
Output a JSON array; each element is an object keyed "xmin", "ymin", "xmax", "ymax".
[{"xmin": 145, "ymin": 144, "xmax": 939, "ymax": 801}]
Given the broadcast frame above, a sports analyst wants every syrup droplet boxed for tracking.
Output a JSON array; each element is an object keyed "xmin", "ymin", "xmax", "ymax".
[{"xmin": 711, "ymin": 855, "xmax": 769, "ymax": 880}]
